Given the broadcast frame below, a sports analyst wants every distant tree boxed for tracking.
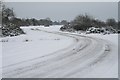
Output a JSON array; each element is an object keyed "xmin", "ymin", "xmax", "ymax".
[
  {"xmin": 106, "ymin": 18, "xmax": 117, "ymax": 29},
  {"xmin": 45, "ymin": 17, "xmax": 51, "ymax": 21},
  {"xmin": 11, "ymin": 18, "xmax": 22, "ymax": 26},
  {"xmin": 118, "ymin": 21, "xmax": 120, "ymax": 30},
  {"xmin": 44, "ymin": 18, "xmax": 52, "ymax": 26},
  {"xmin": 2, "ymin": 4, "xmax": 24, "ymax": 37},
  {"xmin": 60, "ymin": 14, "xmax": 107, "ymax": 31},
  {"xmin": 39, "ymin": 18, "xmax": 52, "ymax": 26},
  {"xmin": 53, "ymin": 21, "xmax": 61, "ymax": 25},
  {"xmin": 2, "ymin": 5, "xmax": 15, "ymax": 25},
  {"xmin": 91, "ymin": 19, "xmax": 106, "ymax": 28},
  {"xmin": 71, "ymin": 14, "xmax": 93, "ymax": 31},
  {"xmin": 25, "ymin": 19, "xmax": 31, "ymax": 26},
  {"xmin": 30, "ymin": 18, "xmax": 38, "ymax": 26},
  {"xmin": 60, "ymin": 20, "xmax": 68, "ymax": 25}
]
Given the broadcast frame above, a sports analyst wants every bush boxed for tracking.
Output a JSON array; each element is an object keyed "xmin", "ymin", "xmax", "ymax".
[
  {"xmin": 60, "ymin": 14, "xmax": 107, "ymax": 32},
  {"xmin": 2, "ymin": 4, "xmax": 25, "ymax": 37}
]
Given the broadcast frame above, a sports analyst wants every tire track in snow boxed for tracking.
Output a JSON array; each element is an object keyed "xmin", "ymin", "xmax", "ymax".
[{"xmin": 2, "ymin": 29, "xmax": 112, "ymax": 78}]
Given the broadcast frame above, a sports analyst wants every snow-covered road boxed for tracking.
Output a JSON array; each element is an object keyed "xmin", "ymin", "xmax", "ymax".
[{"xmin": 2, "ymin": 26, "xmax": 118, "ymax": 78}]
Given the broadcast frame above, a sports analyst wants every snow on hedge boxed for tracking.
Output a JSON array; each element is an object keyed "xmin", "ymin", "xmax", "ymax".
[{"xmin": 86, "ymin": 26, "xmax": 117, "ymax": 34}]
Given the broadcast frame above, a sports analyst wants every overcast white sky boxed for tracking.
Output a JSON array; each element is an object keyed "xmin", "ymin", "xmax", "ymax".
[{"xmin": 4, "ymin": 2, "xmax": 118, "ymax": 21}]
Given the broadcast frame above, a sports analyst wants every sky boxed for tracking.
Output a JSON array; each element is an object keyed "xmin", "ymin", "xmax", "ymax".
[{"xmin": 4, "ymin": 2, "xmax": 118, "ymax": 22}]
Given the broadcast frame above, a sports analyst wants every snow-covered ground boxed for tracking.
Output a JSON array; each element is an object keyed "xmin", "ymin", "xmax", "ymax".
[
  {"xmin": 0, "ymin": 25, "xmax": 2, "ymax": 79},
  {"xmin": 2, "ymin": 25, "xmax": 74, "ymax": 67},
  {"xmin": 0, "ymin": 38, "xmax": 2, "ymax": 79},
  {"xmin": 79, "ymin": 34, "xmax": 118, "ymax": 78},
  {"xmin": 1, "ymin": 25, "xmax": 118, "ymax": 78}
]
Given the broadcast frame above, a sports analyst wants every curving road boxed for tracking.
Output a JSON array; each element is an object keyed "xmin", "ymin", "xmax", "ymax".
[{"xmin": 2, "ymin": 29, "xmax": 117, "ymax": 78}]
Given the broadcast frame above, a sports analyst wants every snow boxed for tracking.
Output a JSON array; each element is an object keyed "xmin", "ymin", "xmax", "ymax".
[
  {"xmin": 86, "ymin": 27, "xmax": 117, "ymax": 34},
  {"xmin": 1, "ymin": 25, "xmax": 118, "ymax": 78},
  {"xmin": 77, "ymin": 34, "xmax": 118, "ymax": 78},
  {"xmin": 0, "ymin": 39, "xmax": 2, "ymax": 79},
  {"xmin": 2, "ymin": 25, "xmax": 74, "ymax": 67},
  {"xmin": 0, "ymin": 25, "xmax": 2, "ymax": 79},
  {"xmin": 21, "ymin": 25, "xmax": 62, "ymax": 32}
]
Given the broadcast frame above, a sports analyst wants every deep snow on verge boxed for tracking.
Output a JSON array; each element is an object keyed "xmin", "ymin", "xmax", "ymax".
[{"xmin": 1, "ymin": 25, "xmax": 118, "ymax": 78}]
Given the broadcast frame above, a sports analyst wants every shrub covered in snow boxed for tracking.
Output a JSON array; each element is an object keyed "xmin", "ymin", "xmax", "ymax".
[
  {"xmin": 2, "ymin": 23, "xmax": 25, "ymax": 37},
  {"xmin": 86, "ymin": 26, "xmax": 117, "ymax": 34},
  {"xmin": 117, "ymin": 30, "xmax": 120, "ymax": 34},
  {"xmin": 60, "ymin": 24, "xmax": 76, "ymax": 32},
  {"xmin": 2, "ymin": 4, "xmax": 25, "ymax": 37}
]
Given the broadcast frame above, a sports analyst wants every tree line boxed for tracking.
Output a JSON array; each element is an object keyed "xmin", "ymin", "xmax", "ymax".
[
  {"xmin": 8, "ymin": 17, "xmax": 68, "ymax": 27},
  {"xmin": 60, "ymin": 14, "xmax": 119, "ymax": 32},
  {"xmin": 1, "ymin": 4, "xmax": 68, "ymax": 37},
  {"xmin": 1, "ymin": 3, "xmax": 120, "ymax": 37}
]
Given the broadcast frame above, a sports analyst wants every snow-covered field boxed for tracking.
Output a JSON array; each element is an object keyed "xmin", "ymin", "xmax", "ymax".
[
  {"xmin": 2, "ymin": 25, "xmax": 74, "ymax": 67},
  {"xmin": 1, "ymin": 25, "xmax": 118, "ymax": 78}
]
